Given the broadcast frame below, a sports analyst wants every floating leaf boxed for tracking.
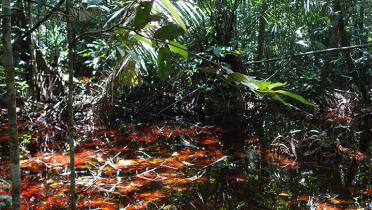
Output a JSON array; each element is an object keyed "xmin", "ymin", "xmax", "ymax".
[
  {"xmin": 329, "ymin": 198, "xmax": 354, "ymax": 205},
  {"xmin": 117, "ymin": 159, "xmax": 134, "ymax": 167},
  {"xmin": 296, "ymin": 195, "xmax": 310, "ymax": 202},
  {"xmin": 317, "ymin": 204, "xmax": 342, "ymax": 210}
]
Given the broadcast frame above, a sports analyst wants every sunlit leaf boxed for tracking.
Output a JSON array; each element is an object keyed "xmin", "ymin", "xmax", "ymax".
[
  {"xmin": 181, "ymin": 161, "xmax": 193, "ymax": 166},
  {"xmin": 199, "ymin": 138, "xmax": 220, "ymax": 146},
  {"xmin": 329, "ymin": 198, "xmax": 354, "ymax": 205},
  {"xmin": 130, "ymin": 33, "xmax": 153, "ymax": 47},
  {"xmin": 317, "ymin": 204, "xmax": 342, "ymax": 210},
  {"xmin": 254, "ymin": 81, "xmax": 271, "ymax": 90},
  {"xmin": 171, "ymin": 152, "xmax": 179, "ymax": 156},
  {"xmin": 106, "ymin": 8, "xmax": 125, "ymax": 25},
  {"xmin": 168, "ymin": 41, "xmax": 188, "ymax": 58},
  {"xmin": 139, "ymin": 190, "xmax": 166, "ymax": 201},
  {"xmin": 273, "ymin": 90, "xmax": 317, "ymax": 107},
  {"xmin": 161, "ymin": 0, "xmax": 187, "ymax": 31},
  {"xmin": 117, "ymin": 159, "xmax": 134, "ymax": 167},
  {"xmin": 120, "ymin": 60, "xmax": 141, "ymax": 87},
  {"xmin": 267, "ymin": 82, "xmax": 286, "ymax": 90}
]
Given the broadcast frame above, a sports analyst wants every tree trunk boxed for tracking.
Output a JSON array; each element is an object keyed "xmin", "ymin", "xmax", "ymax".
[
  {"xmin": 66, "ymin": 0, "xmax": 76, "ymax": 208},
  {"xmin": 27, "ymin": 0, "xmax": 39, "ymax": 100},
  {"xmin": 336, "ymin": 0, "xmax": 370, "ymax": 152},
  {"xmin": 319, "ymin": 1, "xmax": 339, "ymax": 90},
  {"xmin": 2, "ymin": 0, "xmax": 21, "ymax": 209},
  {"xmin": 256, "ymin": 0, "xmax": 266, "ymax": 66}
]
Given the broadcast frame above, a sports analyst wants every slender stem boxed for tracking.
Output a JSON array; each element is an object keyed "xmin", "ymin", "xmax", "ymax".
[
  {"xmin": 66, "ymin": 0, "xmax": 76, "ymax": 208},
  {"xmin": 246, "ymin": 43, "xmax": 372, "ymax": 65},
  {"xmin": 2, "ymin": 0, "xmax": 21, "ymax": 209}
]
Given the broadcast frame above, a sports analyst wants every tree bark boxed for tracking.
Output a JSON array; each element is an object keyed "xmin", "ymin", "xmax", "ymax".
[
  {"xmin": 2, "ymin": 0, "xmax": 21, "ymax": 209},
  {"xmin": 66, "ymin": 0, "xmax": 76, "ymax": 208},
  {"xmin": 256, "ymin": 0, "xmax": 266, "ymax": 66},
  {"xmin": 336, "ymin": 0, "xmax": 370, "ymax": 152},
  {"xmin": 319, "ymin": 1, "xmax": 339, "ymax": 90},
  {"xmin": 27, "ymin": 0, "xmax": 39, "ymax": 100}
]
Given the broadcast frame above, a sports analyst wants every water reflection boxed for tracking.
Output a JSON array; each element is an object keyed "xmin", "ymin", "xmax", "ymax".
[
  {"xmin": 173, "ymin": 146, "xmax": 369, "ymax": 209},
  {"xmin": 0, "ymin": 114, "xmax": 370, "ymax": 209},
  {"xmin": 172, "ymin": 111, "xmax": 371, "ymax": 210}
]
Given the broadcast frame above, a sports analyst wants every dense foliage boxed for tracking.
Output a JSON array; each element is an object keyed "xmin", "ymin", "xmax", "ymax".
[{"xmin": 0, "ymin": 0, "xmax": 370, "ymax": 209}]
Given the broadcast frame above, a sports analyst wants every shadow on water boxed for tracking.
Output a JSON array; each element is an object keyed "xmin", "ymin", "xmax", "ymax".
[{"xmin": 168, "ymin": 109, "xmax": 371, "ymax": 210}]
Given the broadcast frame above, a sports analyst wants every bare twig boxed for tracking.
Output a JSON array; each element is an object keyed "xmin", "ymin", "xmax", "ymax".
[{"xmin": 245, "ymin": 43, "xmax": 372, "ymax": 65}]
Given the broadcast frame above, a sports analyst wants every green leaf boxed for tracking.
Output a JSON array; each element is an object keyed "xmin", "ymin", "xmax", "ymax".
[
  {"xmin": 227, "ymin": 72, "xmax": 258, "ymax": 90},
  {"xmin": 120, "ymin": 60, "xmax": 141, "ymax": 87},
  {"xmin": 130, "ymin": 33, "xmax": 153, "ymax": 47},
  {"xmin": 274, "ymin": 90, "xmax": 317, "ymax": 107},
  {"xmin": 154, "ymin": 24, "xmax": 185, "ymax": 40},
  {"xmin": 267, "ymin": 82, "xmax": 286, "ymax": 90},
  {"xmin": 272, "ymin": 94, "xmax": 291, "ymax": 107},
  {"xmin": 161, "ymin": 0, "xmax": 187, "ymax": 31},
  {"xmin": 157, "ymin": 47, "xmax": 172, "ymax": 81},
  {"xmin": 229, "ymin": 72, "xmax": 247, "ymax": 82},
  {"xmin": 255, "ymin": 81, "xmax": 271, "ymax": 90},
  {"xmin": 168, "ymin": 41, "xmax": 188, "ymax": 58},
  {"xmin": 134, "ymin": 1, "xmax": 154, "ymax": 30}
]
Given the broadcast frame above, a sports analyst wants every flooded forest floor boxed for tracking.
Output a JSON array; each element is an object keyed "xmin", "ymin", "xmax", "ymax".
[{"xmin": 0, "ymin": 101, "xmax": 371, "ymax": 210}]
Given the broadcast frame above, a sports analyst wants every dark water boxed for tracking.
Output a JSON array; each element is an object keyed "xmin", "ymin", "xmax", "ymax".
[
  {"xmin": 141, "ymin": 109, "xmax": 371, "ymax": 210},
  {"xmin": 170, "ymin": 148, "xmax": 371, "ymax": 210},
  {"xmin": 114, "ymin": 111, "xmax": 371, "ymax": 210},
  {"xmin": 0, "ymin": 111, "xmax": 371, "ymax": 209}
]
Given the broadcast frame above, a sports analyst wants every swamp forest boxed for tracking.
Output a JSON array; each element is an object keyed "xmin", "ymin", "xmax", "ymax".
[{"xmin": 0, "ymin": 0, "xmax": 371, "ymax": 209}]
